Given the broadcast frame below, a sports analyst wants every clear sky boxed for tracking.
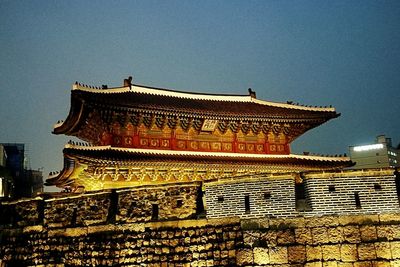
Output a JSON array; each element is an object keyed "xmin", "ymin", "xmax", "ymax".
[{"xmin": 1, "ymin": 1, "xmax": 399, "ymax": 190}]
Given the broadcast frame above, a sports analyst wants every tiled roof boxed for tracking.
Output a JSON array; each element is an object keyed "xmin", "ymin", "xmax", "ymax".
[
  {"xmin": 71, "ymin": 83, "xmax": 338, "ymax": 119},
  {"xmin": 62, "ymin": 144, "xmax": 352, "ymax": 164},
  {"xmin": 53, "ymin": 81, "xmax": 340, "ymax": 140},
  {"xmin": 46, "ymin": 144, "xmax": 353, "ymax": 188}
]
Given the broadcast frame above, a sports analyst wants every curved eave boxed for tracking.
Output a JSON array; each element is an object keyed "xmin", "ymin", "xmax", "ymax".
[
  {"xmin": 53, "ymin": 95, "xmax": 86, "ymax": 135},
  {"xmin": 62, "ymin": 144, "xmax": 353, "ymax": 165},
  {"xmin": 45, "ymin": 155, "xmax": 77, "ymax": 187},
  {"xmin": 45, "ymin": 171, "xmax": 68, "ymax": 186},
  {"xmin": 54, "ymin": 81, "xmax": 339, "ymax": 140}
]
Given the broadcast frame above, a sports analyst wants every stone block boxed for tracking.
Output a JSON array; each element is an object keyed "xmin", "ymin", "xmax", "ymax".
[
  {"xmin": 343, "ymin": 226, "xmax": 361, "ymax": 243},
  {"xmin": 374, "ymin": 242, "xmax": 391, "ymax": 259},
  {"xmin": 305, "ymin": 262, "xmax": 323, "ymax": 267},
  {"xmin": 221, "ymin": 250, "xmax": 229, "ymax": 259},
  {"xmin": 377, "ymin": 225, "xmax": 395, "ymax": 241},
  {"xmin": 287, "ymin": 245, "xmax": 306, "ymax": 263},
  {"xmin": 206, "ymin": 259, "xmax": 214, "ymax": 266},
  {"xmin": 339, "ymin": 214, "xmax": 379, "ymax": 226},
  {"xmin": 391, "ymin": 260, "xmax": 400, "ymax": 267},
  {"xmin": 391, "ymin": 241, "xmax": 400, "ymax": 259},
  {"xmin": 257, "ymin": 218, "xmax": 270, "ymax": 228},
  {"xmin": 22, "ymin": 225, "xmax": 44, "ymax": 233},
  {"xmin": 253, "ymin": 247, "xmax": 269, "ymax": 265},
  {"xmin": 341, "ymin": 243, "xmax": 358, "ymax": 262},
  {"xmin": 269, "ymin": 246, "xmax": 288, "ymax": 264},
  {"xmin": 338, "ymin": 263, "xmax": 354, "ymax": 267},
  {"xmin": 236, "ymin": 248, "xmax": 253, "ymax": 266},
  {"xmin": 328, "ymin": 227, "xmax": 344, "ymax": 243},
  {"xmin": 277, "ymin": 229, "xmax": 295, "ymax": 245},
  {"xmin": 372, "ymin": 261, "xmax": 391, "ymax": 267},
  {"xmin": 312, "ymin": 227, "xmax": 329, "ymax": 244},
  {"xmin": 379, "ymin": 213, "xmax": 400, "ymax": 224},
  {"xmin": 354, "ymin": 261, "xmax": 372, "ymax": 267},
  {"xmin": 307, "ymin": 215, "xmax": 339, "ymax": 228},
  {"xmin": 358, "ymin": 243, "xmax": 377, "ymax": 260},
  {"xmin": 226, "ymin": 240, "xmax": 235, "ymax": 250},
  {"xmin": 295, "ymin": 227, "xmax": 313, "ymax": 244},
  {"xmin": 270, "ymin": 217, "xmax": 305, "ymax": 228},
  {"xmin": 260, "ymin": 230, "xmax": 277, "ymax": 247},
  {"xmin": 323, "ymin": 262, "xmax": 338, "ymax": 267},
  {"xmin": 391, "ymin": 225, "xmax": 400, "ymax": 240},
  {"xmin": 243, "ymin": 231, "xmax": 261, "ymax": 247},
  {"xmin": 322, "ymin": 244, "xmax": 341, "ymax": 261},
  {"xmin": 360, "ymin": 225, "xmax": 378, "ymax": 242},
  {"xmin": 306, "ymin": 245, "xmax": 322, "ymax": 261},
  {"xmin": 288, "ymin": 217, "xmax": 306, "ymax": 228}
]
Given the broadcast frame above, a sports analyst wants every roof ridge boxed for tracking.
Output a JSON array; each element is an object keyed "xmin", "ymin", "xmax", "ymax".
[{"xmin": 72, "ymin": 82, "xmax": 336, "ymax": 112}]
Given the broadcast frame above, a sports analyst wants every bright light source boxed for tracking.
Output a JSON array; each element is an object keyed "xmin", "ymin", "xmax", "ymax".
[{"xmin": 353, "ymin": 143, "xmax": 384, "ymax": 152}]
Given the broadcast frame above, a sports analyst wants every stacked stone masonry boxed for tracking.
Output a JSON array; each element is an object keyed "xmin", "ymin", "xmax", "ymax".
[
  {"xmin": 117, "ymin": 184, "xmax": 199, "ymax": 223},
  {"xmin": 0, "ymin": 219, "xmax": 242, "ymax": 266},
  {"xmin": 2, "ymin": 169, "xmax": 400, "ymax": 266},
  {"xmin": 239, "ymin": 214, "xmax": 400, "ymax": 267},
  {"xmin": 4, "ymin": 213, "xmax": 400, "ymax": 266},
  {"xmin": 0, "ymin": 183, "xmax": 200, "ymax": 228}
]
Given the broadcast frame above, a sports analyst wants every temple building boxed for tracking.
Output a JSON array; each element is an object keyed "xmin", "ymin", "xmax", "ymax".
[{"xmin": 47, "ymin": 77, "xmax": 352, "ymax": 191}]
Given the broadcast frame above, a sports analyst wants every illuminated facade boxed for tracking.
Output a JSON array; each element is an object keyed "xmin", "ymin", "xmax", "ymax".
[
  {"xmin": 47, "ymin": 78, "xmax": 352, "ymax": 191},
  {"xmin": 349, "ymin": 135, "xmax": 400, "ymax": 169}
]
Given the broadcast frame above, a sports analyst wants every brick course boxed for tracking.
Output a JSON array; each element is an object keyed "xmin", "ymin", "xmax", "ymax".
[{"xmin": 205, "ymin": 176, "xmax": 297, "ymax": 219}]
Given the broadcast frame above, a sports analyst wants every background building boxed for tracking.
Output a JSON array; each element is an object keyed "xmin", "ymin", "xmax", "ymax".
[
  {"xmin": 0, "ymin": 145, "xmax": 6, "ymax": 167},
  {"xmin": 349, "ymin": 135, "xmax": 400, "ymax": 169},
  {"xmin": 0, "ymin": 143, "xmax": 43, "ymax": 198},
  {"xmin": 0, "ymin": 144, "xmax": 13, "ymax": 198}
]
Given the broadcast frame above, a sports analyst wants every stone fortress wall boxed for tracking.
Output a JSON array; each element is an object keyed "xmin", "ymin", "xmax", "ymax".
[
  {"xmin": 303, "ymin": 171, "xmax": 399, "ymax": 216},
  {"xmin": 205, "ymin": 175, "xmax": 297, "ymax": 219},
  {"xmin": 3, "ymin": 213, "xmax": 400, "ymax": 266},
  {"xmin": 1, "ymin": 168, "xmax": 400, "ymax": 266},
  {"xmin": 205, "ymin": 168, "xmax": 400, "ymax": 219},
  {"xmin": 0, "ymin": 182, "xmax": 201, "ymax": 229}
]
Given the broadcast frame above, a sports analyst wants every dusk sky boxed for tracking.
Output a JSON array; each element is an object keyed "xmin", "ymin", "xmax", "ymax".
[{"xmin": 1, "ymin": 1, "xmax": 399, "ymax": 190}]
